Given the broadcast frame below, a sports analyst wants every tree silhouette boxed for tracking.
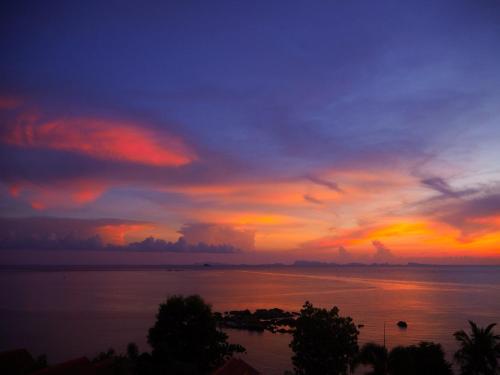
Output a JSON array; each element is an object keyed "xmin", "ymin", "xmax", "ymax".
[
  {"xmin": 126, "ymin": 342, "xmax": 139, "ymax": 361},
  {"xmin": 290, "ymin": 301, "xmax": 359, "ymax": 375},
  {"xmin": 412, "ymin": 342, "xmax": 453, "ymax": 375},
  {"xmin": 386, "ymin": 345, "xmax": 412, "ymax": 375},
  {"xmin": 454, "ymin": 321, "xmax": 500, "ymax": 375},
  {"xmin": 147, "ymin": 295, "xmax": 245, "ymax": 374},
  {"xmin": 355, "ymin": 343, "xmax": 388, "ymax": 375},
  {"xmin": 354, "ymin": 341, "xmax": 451, "ymax": 375}
]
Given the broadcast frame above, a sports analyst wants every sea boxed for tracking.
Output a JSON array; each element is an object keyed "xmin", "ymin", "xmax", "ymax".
[{"xmin": 1, "ymin": 265, "xmax": 499, "ymax": 374}]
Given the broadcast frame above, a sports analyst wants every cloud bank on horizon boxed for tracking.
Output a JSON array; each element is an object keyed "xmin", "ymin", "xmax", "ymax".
[
  {"xmin": 0, "ymin": 217, "xmax": 242, "ymax": 254},
  {"xmin": 1, "ymin": 0, "xmax": 500, "ymax": 263}
]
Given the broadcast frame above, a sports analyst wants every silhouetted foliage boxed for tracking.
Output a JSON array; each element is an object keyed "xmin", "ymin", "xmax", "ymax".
[
  {"xmin": 28, "ymin": 354, "xmax": 48, "ymax": 373},
  {"xmin": 92, "ymin": 348, "xmax": 116, "ymax": 363},
  {"xmin": 289, "ymin": 301, "xmax": 359, "ymax": 375},
  {"xmin": 354, "ymin": 342, "xmax": 452, "ymax": 375},
  {"xmin": 389, "ymin": 342, "xmax": 452, "ymax": 375},
  {"xmin": 412, "ymin": 342, "xmax": 453, "ymax": 375},
  {"xmin": 454, "ymin": 321, "xmax": 500, "ymax": 375},
  {"xmin": 386, "ymin": 345, "xmax": 412, "ymax": 375},
  {"xmin": 355, "ymin": 343, "xmax": 389, "ymax": 375},
  {"xmin": 91, "ymin": 347, "xmax": 135, "ymax": 375},
  {"xmin": 147, "ymin": 295, "xmax": 245, "ymax": 374},
  {"xmin": 127, "ymin": 342, "xmax": 139, "ymax": 361}
]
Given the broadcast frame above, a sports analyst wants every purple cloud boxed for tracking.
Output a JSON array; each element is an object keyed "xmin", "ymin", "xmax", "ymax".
[
  {"xmin": 306, "ymin": 175, "xmax": 342, "ymax": 192},
  {"xmin": 121, "ymin": 236, "xmax": 239, "ymax": 254},
  {"xmin": 0, "ymin": 217, "xmax": 241, "ymax": 253},
  {"xmin": 421, "ymin": 177, "xmax": 477, "ymax": 199},
  {"xmin": 179, "ymin": 223, "xmax": 255, "ymax": 251},
  {"xmin": 303, "ymin": 194, "xmax": 323, "ymax": 205},
  {"xmin": 372, "ymin": 240, "xmax": 395, "ymax": 262}
]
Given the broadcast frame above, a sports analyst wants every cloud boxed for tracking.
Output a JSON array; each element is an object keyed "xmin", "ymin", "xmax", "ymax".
[
  {"xmin": 300, "ymin": 226, "xmax": 369, "ymax": 250},
  {"xmin": 179, "ymin": 223, "xmax": 255, "ymax": 251},
  {"xmin": 337, "ymin": 245, "xmax": 349, "ymax": 257},
  {"xmin": 427, "ymin": 191, "xmax": 500, "ymax": 240},
  {"xmin": 0, "ymin": 233, "xmax": 106, "ymax": 251},
  {"xmin": 303, "ymin": 194, "xmax": 323, "ymax": 205},
  {"xmin": 0, "ymin": 103, "xmax": 203, "ymax": 209},
  {"xmin": 0, "ymin": 142, "xmax": 246, "ymax": 210},
  {"xmin": 1, "ymin": 111, "xmax": 196, "ymax": 167},
  {"xmin": 336, "ymin": 246, "xmax": 354, "ymax": 262},
  {"xmin": 448, "ymin": 193, "xmax": 500, "ymax": 220},
  {"xmin": 306, "ymin": 175, "xmax": 342, "ymax": 192},
  {"xmin": 4, "ymin": 180, "xmax": 108, "ymax": 210},
  {"xmin": 371, "ymin": 240, "xmax": 395, "ymax": 262},
  {"xmin": 121, "ymin": 236, "xmax": 239, "ymax": 253},
  {"xmin": 0, "ymin": 217, "xmax": 241, "ymax": 253},
  {"xmin": 0, "ymin": 234, "xmax": 240, "ymax": 254},
  {"xmin": 0, "ymin": 95, "xmax": 22, "ymax": 110},
  {"xmin": 420, "ymin": 177, "xmax": 477, "ymax": 199},
  {"xmin": 0, "ymin": 217, "xmax": 146, "ymax": 250}
]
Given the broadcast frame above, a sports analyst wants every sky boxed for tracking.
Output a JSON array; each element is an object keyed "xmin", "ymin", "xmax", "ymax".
[{"xmin": 1, "ymin": 0, "xmax": 500, "ymax": 264}]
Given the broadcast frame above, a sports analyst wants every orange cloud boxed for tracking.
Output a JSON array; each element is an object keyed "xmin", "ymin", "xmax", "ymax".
[
  {"xmin": 2, "ymin": 115, "xmax": 196, "ymax": 167},
  {"xmin": 165, "ymin": 169, "xmax": 413, "ymax": 208},
  {"xmin": 96, "ymin": 223, "xmax": 154, "ymax": 245},
  {"xmin": 301, "ymin": 214, "xmax": 500, "ymax": 259},
  {"xmin": 179, "ymin": 223, "xmax": 255, "ymax": 250},
  {"xmin": 162, "ymin": 180, "xmax": 344, "ymax": 208},
  {"xmin": 0, "ymin": 216, "xmax": 154, "ymax": 248},
  {"xmin": 468, "ymin": 215, "xmax": 500, "ymax": 227},
  {"xmin": 30, "ymin": 201, "xmax": 46, "ymax": 210}
]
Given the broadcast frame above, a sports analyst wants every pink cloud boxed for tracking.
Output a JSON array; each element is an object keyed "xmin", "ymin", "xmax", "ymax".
[{"xmin": 2, "ymin": 114, "xmax": 196, "ymax": 167}]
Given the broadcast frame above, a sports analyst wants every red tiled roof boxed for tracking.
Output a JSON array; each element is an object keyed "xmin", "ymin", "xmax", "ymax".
[
  {"xmin": 31, "ymin": 357, "xmax": 97, "ymax": 375},
  {"xmin": 213, "ymin": 358, "xmax": 260, "ymax": 375}
]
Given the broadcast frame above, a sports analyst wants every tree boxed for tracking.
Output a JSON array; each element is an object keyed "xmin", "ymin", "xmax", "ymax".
[
  {"xmin": 386, "ymin": 345, "xmax": 412, "ymax": 375},
  {"xmin": 454, "ymin": 321, "xmax": 500, "ymax": 375},
  {"xmin": 356, "ymin": 343, "xmax": 388, "ymax": 375},
  {"xmin": 92, "ymin": 348, "xmax": 116, "ymax": 363},
  {"xmin": 127, "ymin": 342, "xmax": 139, "ymax": 361},
  {"xmin": 290, "ymin": 301, "xmax": 359, "ymax": 375},
  {"xmin": 354, "ymin": 341, "xmax": 451, "ymax": 375},
  {"xmin": 147, "ymin": 295, "xmax": 245, "ymax": 374},
  {"xmin": 411, "ymin": 342, "xmax": 452, "ymax": 375},
  {"xmin": 389, "ymin": 342, "xmax": 452, "ymax": 375},
  {"xmin": 91, "ymin": 347, "xmax": 134, "ymax": 375}
]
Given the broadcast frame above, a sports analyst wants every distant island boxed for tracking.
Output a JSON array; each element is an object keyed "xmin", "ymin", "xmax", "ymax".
[{"xmin": 1, "ymin": 262, "xmax": 499, "ymax": 272}]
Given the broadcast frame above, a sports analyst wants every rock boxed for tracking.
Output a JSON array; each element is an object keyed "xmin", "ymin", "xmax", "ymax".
[
  {"xmin": 397, "ymin": 321, "xmax": 408, "ymax": 328},
  {"xmin": 217, "ymin": 307, "xmax": 297, "ymax": 334}
]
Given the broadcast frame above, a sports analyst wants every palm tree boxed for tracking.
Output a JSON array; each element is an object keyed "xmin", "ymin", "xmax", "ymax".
[
  {"xmin": 355, "ymin": 343, "xmax": 388, "ymax": 375},
  {"xmin": 454, "ymin": 320, "xmax": 500, "ymax": 375}
]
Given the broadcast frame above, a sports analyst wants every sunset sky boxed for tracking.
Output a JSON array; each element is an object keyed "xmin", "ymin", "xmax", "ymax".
[{"xmin": 1, "ymin": 1, "xmax": 500, "ymax": 264}]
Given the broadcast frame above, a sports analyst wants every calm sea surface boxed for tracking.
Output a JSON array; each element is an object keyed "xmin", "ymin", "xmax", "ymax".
[{"xmin": 1, "ymin": 266, "xmax": 499, "ymax": 374}]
